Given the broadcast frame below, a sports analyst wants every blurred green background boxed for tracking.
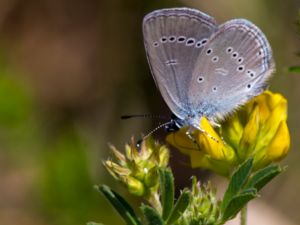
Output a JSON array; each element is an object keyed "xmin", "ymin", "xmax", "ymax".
[{"xmin": 0, "ymin": 0, "xmax": 299, "ymax": 224}]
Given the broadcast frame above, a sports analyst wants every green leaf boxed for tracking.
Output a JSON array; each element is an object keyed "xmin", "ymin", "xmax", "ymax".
[
  {"xmin": 99, "ymin": 185, "xmax": 141, "ymax": 225},
  {"xmin": 288, "ymin": 66, "xmax": 300, "ymax": 73},
  {"xmin": 221, "ymin": 188, "xmax": 257, "ymax": 222},
  {"xmin": 245, "ymin": 164, "xmax": 283, "ymax": 191},
  {"xmin": 87, "ymin": 222, "xmax": 104, "ymax": 225},
  {"xmin": 141, "ymin": 205, "xmax": 164, "ymax": 225},
  {"xmin": 159, "ymin": 168, "xmax": 174, "ymax": 220},
  {"xmin": 221, "ymin": 158, "xmax": 253, "ymax": 212},
  {"xmin": 166, "ymin": 189, "xmax": 190, "ymax": 225}
]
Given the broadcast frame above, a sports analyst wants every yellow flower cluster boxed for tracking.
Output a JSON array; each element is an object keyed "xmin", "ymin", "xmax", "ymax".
[{"xmin": 167, "ymin": 91, "xmax": 290, "ymax": 176}]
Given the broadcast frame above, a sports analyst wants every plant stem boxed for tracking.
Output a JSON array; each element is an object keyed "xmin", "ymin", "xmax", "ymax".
[
  {"xmin": 240, "ymin": 205, "xmax": 247, "ymax": 225},
  {"xmin": 148, "ymin": 192, "xmax": 162, "ymax": 213}
]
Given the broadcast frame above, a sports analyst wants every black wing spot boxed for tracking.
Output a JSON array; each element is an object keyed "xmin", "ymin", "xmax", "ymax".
[
  {"xmin": 197, "ymin": 76, "xmax": 204, "ymax": 83},
  {"xmin": 232, "ymin": 52, "xmax": 238, "ymax": 58},
  {"xmin": 153, "ymin": 42, "xmax": 159, "ymax": 47},
  {"xmin": 212, "ymin": 56, "xmax": 219, "ymax": 63},
  {"xmin": 237, "ymin": 57, "xmax": 244, "ymax": 64},
  {"xmin": 177, "ymin": 36, "xmax": 186, "ymax": 43},
  {"xmin": 201, "ymin": 39, "xmax": 208, "ymax": 45},
  {"xmin": 237, "ymin": 65, "xmax": 245, "ymax": 72},
  {"xmin": 160, "ymin": 36, "xmax": 167, "ymax": 43},
  {"xmin": 168, "ymin": 36, "xmax": 176, "ymax": 42},
  {"xmin": 247, "ymin": 70, "xmax": 256, "ymax": 77},
  {"xmin": 186, "ymin": 38, "xmax": 196, "ymax": 46},
  {"xmin": 206, "ymin": 48, "xmax": 213, "ymax": 55},
  {"xmin": 195, "ymin": 41, "xmax": 202, "ymax": 48},
  {"xmin": 226, "ymin": 47, "xmax": 233, "ymax": 53}
]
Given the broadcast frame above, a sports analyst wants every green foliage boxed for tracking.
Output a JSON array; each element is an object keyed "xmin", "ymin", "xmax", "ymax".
[
  {"xmin": 166, "ymin": 189, "xmax": 190, "ymax": 225},
  {"xmin": 0, "ymin": 75, "xmax": 32, "ymax": 127},
  {"xmin": 288, "ymin": 66, "xmax": 300, "ymax": 73},
  {"xmin": 39, "ymin": 129, "xmax": 101, "ymax": 225},
  {"xmin": 98, "ymin": 155, "xmax": 283, "ymax": 225},
  {"xmin": 245, "ymin": 164, "xmax": 283, "ymax": 191},
  {"xmin": 0, "ymin": 69, "xmax": 38, "ymax": 156},
  {"xmin": 219, "ymin": 159, "xmax": 282, "ymax": 223},
  {"xmin": 99, "ymin": 185, "xmax": 142, "ymax": 225},
  {"xmin": 141, "ymin": 205, "xmax": 164, "ymax": 225},
  {"xmin": 87, "ymin": 223, "xmax": 104, "ymax": 225},
  {"xmin": 159, "ymin": 168, "xmax": 174, "ymax": 220},
  {"xmin": 221, "ymin": 158, "xmax": 253, "ymax": 213},
  {"xmin": 221, "ymin": 188, "xmax": 257, "ymax": 222}
]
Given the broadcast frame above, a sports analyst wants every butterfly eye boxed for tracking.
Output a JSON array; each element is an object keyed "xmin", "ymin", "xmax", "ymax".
[{"xmin": 247, "ymin": 84, "xmax": 252, "ymax": 89}]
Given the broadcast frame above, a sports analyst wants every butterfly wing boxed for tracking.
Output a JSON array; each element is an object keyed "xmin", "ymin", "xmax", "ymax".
[
  {"xmin": 189, "ymin": 19, "xmax": 274, "ymax": 122},
  {"xmin": 143, "ymin": 8, "xmax": 218, "ymax": 119}
]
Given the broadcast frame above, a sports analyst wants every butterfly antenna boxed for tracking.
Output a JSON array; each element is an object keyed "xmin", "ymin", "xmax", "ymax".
[
  {"xmin": 121, "ymin": 114, "xmax": 168, "ymax": 120},
  {"xmin": 142, "ymin": 120, "xmax": 173, "ymax": 141}
]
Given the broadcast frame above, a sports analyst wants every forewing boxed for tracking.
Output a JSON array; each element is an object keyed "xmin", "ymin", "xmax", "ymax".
[
  {"xmin": 189, "ymin": 19, "xmax": 274, "ymax": 121},
  {"xmin": 143, "ymin": 8, "xmax": 217, "ymax": 119}
]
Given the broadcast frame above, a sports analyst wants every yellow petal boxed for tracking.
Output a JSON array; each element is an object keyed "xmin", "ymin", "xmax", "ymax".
[
  {"xmin": 166, "ymin": 127, "xmax": 198, "ymax": 155},
  {"xmin": 246, "ymin": 94, "xmax": 270, "ymax": 123},
  {"xmin": 198, "ymin": 117, "xmax": 235, "ymax": 162},
  {"xmin": 199, "ymin": 117, "xmax": 222, "ymax": 142},
  {"xmin": 265, "ymin": 91, "xmax": 286, "ymax": 110},
  {"xmin": 266, "ymin": 121, "xmax": 290, "ymax": 161},
  {"xmin": 189, "ymin": 150, "xmax": 210, "ymax": 168},
  {"xmin": 251, "ymin": 91, "xmax": 287, "ymax": 124},
  {"xmin": 257, "ymin": 99, "xmax": 287, "ymax": 150},
  {"xmin": 189, "ymin": 150, "xmax": 230, "ymax": 176},
  {"xmin": 221, "ymin": 114, "xmax": 244, "ymax": 150},
  {"xmin": 239, "ymin": 105, "xmax": 260, "ymax": 158}
]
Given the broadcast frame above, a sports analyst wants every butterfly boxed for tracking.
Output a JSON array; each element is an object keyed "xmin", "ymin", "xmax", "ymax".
[{"xmin": 142, "ymin": 8, "xmax": 274, "ymax": 135}]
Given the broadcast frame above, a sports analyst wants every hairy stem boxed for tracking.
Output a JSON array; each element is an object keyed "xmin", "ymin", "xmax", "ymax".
[{"xmin": 240, "ymin": 205, "xmax": 247, "ymax": 225}]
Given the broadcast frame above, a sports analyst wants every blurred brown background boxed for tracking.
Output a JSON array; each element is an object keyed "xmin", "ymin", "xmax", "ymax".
[{"xmin": 0, "ymin": 0, "xmax": 299, "ymax": 225}]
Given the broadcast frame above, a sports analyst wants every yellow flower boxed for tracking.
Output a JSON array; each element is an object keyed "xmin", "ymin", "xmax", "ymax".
[
  {"xmin": 104, "ymin": 137, "xmax": 169, "ymax": 197},
  {"xmin": 167, "ymin": 91, "xmax": 290, "ymax": 176}
]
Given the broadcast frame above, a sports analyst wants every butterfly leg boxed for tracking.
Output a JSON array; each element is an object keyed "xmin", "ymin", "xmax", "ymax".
[
  {"xmin": 208, "ymin": 120, "xmax": 221, "ymax": 128},
  {"xmin": 197, "ymin": 126, "xmax": 220, "ymax": 143},
  {"xmin": 185, "ymin": 127, "xmax": 200, "ymax": 149}
]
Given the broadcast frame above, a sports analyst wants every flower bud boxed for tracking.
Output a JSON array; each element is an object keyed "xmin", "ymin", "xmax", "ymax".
[{"xmin": 104, "ymin": 137, "xmax": 170, "ymax": 198}]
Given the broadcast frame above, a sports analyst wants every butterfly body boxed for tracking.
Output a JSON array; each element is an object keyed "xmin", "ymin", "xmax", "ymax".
[{"xmin": 143, "ymin": 8, "xmax": 274, "ymax": 130}]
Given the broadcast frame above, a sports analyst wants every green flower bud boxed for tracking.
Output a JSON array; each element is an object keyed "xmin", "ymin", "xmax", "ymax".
[{"xmin": 104, "ymin": 137, "xmax": 170, "ymax": 199}]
